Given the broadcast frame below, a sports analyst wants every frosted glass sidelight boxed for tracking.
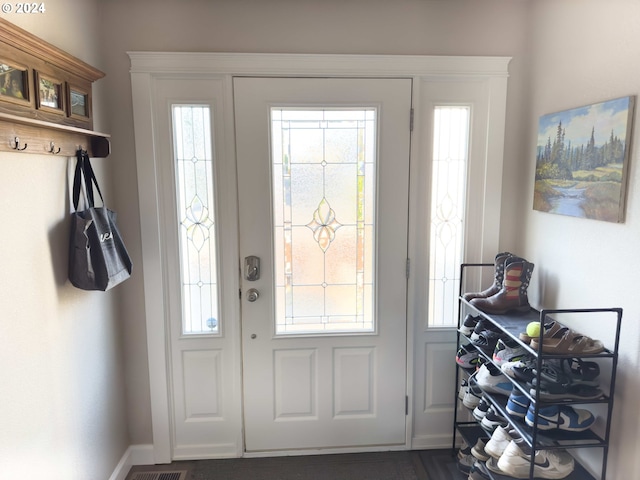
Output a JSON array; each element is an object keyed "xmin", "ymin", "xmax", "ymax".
[
  {"xmin": 272, "ymin": 108, "xmax": 376, "ymax": 334},
  {"xmin": 172, "ymin": 105, "xmax": 220, "ymax": 335},
  {"xmin": 428, "ymin": 106, "xmax": 470, "ymax": 327}
]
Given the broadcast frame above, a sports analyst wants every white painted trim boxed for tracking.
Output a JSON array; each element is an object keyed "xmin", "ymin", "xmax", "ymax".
[
  {"xmin": 109, "ymin": 445, "xmax": 155, "ymax": 480},
  {"xmin": 480, "ymin": 75, "xmax": 509, "ymax": 261},
  {"xmin": 128, "ymin": 52, "xmax": 510, "ymax": 78},
  {"xmin": 243, "ymin": 444, "xmax": 408, "ymax": 459},
  {"xmin": 411, "ymin": 435, "xmax": 456, "ymax": 450},
  {"xmin": 129, "ymin": 53, "xmax": 511, "ymax": 461},
  {"xmin": 130, "ymin": 71, "xmax": 173, "ymax": 464}
]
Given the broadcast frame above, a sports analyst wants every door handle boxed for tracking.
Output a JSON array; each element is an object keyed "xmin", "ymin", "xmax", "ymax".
[
  {"xmin": 244, "ymin": 255, "xmax": 260, "ymax": 281},
  {"xmin": 246, "ymin": 288, "xmax": 260, "ymax": 302}
]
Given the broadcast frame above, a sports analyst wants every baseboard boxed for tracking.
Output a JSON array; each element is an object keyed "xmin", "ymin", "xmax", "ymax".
[
  {"xmin": 109, "ymin": 445, "xmax": 155, "ymax": 480},
  {"xmin": 243, "ymin": 443, "xmax": 408, "ymax": 458},
  {"xmin": 411, "ymin": 434, "xmax": 456, "ymax": 450}
]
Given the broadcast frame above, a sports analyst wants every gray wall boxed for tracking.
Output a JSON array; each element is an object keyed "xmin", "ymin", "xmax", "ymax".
[{"xmin": 0, "ymin": 1, "xmax": 129, "ymax": 479}]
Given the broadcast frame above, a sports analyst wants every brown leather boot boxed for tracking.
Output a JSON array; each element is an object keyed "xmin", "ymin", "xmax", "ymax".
[
  {"xmin": 462, "ymin": 252, "xmax": 513, "ymax": 301},
  {"xmin": 469, "ymin": 257, "xmax": 534, "ymax": 314}
]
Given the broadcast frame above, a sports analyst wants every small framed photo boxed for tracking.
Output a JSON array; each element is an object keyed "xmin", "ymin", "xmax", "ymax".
[
  {"xmin": 0, "ymin": 61, "xmax": 30, "ymax": 105},
  {"xmin": 67, "ymin": 83, "xmax": 91, "ymax": 121},
  {"xmin": 35, "ymin": 71, "xmax": 64, "ymax": 114}
]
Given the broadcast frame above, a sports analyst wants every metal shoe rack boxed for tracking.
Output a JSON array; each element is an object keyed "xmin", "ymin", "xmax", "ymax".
[{"xmin": 453, "ymin": 263, "xmax": 622, "ymax": 480}]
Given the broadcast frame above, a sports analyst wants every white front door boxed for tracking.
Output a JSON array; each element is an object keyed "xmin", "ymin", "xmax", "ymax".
[{"xmin": 234, "ymin": 77, "xmax": 412, "ymax": 452}]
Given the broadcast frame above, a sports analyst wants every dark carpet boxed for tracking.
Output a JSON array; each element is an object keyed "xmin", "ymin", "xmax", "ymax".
[
  {"xmin": 417, "ymin": 449, "xmax": 467, "ymax": 480},
  {"xmin": 127, "ymin": 449, "xmax": 468, "ymax": 480}
]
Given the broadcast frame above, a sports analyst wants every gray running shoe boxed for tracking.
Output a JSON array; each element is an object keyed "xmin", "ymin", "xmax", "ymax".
[{"xmin": 470, "ymin": 437, "xmax": 490, "ymax": 462}]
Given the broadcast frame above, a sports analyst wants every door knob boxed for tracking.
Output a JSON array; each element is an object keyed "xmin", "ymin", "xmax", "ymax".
[{"xmin": 246, "ymin": 288, "xmax": 260, "ymax": 302}]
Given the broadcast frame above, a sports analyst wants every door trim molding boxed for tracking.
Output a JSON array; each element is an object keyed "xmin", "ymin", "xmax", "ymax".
[
  {"xmin": 128, "ymin": 53, "xmax": 511, "ymax": 462},
  {"xmin": 129, "ymin": 51, "xmax": 510, "ymax": 78}
]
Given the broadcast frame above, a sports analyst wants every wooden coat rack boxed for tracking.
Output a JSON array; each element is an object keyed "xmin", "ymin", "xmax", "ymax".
[{"xmin": 0, "ymin": 18, "xmax": 110, "ymax": 157}]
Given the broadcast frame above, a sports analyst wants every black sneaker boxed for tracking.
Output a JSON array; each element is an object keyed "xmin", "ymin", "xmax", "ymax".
[
  {"xmin": 471, "ymin": 329, "xmax": 505, "ymax": 356},
  {"xmin": 472, "ymin": 397, "xmax": 491, "ymax": 421},
  {"xmin": 470, "ymin": 318, "xmax": 501, "ymax": 342},
  {"xmin": 480, "ymin": 407, "xmax": 509, "ymax": 432},
  {"xmin": 460, "ymin": 314, "xmax": 481, "ymax": 336}
]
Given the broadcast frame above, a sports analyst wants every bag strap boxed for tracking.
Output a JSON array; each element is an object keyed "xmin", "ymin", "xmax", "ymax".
[
  {"xmin": 73, "ymin": 149, "xmax": 105, "ymax": 211},
  {"xmin": 81, "ymin": 151, "xmax": 105, "ymax": 205},
  {"xmin": 72, "ymin": 150, "xmax": 90, "ymax": 210}
]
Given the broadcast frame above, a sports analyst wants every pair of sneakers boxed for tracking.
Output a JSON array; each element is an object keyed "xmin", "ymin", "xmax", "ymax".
[
  {"xmin": 525, "ymin": 403, "xmax": 596, "ymax": 431},
  {"xmin": 506, "ymin": 386, "xmax": 596, "ymax": 432},
  {"xmin": 482, "ymin": 426, "xmax": 575, "ymax": 479},
  {"xmin": 495, "ymin": 436, "xmax": 575, "ymax": 479},
  {"xmin": 457, "ymin": 333, "xmax": 527, "ymax": 370}
]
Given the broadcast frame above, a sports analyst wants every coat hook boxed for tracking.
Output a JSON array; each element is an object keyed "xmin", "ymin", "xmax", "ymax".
[
  {"xmin": 48, "ymin": 141, "xmax": 61, "ymax": 154},
  {"xmin": 11, "ymin": 137, "xmax": 27, "ymax": 151}
]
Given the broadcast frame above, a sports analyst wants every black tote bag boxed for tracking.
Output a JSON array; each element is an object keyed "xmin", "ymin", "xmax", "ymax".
[{"xmin": 68, "ymin": 150, "xmax": 132, "ymax": 291}]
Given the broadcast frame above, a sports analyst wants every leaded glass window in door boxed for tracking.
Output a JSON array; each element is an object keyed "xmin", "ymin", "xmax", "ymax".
[
  {"xmin": 271, "ymin": 109, "xmax": 376, "ymax": 335},
  {"xmin": 172, "ymin": 105, "xmax": 220, "ymax": 335},
  {"xmin": 428, "ymin": 106, "xmax": 470, "ymax": 327}
]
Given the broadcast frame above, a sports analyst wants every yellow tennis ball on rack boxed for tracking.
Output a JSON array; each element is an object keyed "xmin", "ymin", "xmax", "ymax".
[{"xmin": 526, "ymin": 321, "xmax": 541, "ymax": 338}]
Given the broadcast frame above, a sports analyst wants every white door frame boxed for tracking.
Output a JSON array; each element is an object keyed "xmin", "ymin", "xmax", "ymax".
[{"xmin": 129, "ymin": 52, "xmax": 511, "ymax": 463}]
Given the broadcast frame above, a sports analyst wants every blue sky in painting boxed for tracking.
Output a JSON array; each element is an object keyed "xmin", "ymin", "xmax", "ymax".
[{"xmin": 537, "ymin": 96, "xmax": 633, "ymax": 149}]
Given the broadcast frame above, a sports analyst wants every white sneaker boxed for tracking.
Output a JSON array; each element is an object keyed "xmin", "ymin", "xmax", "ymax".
[
  {"xmin": 492, "ymin": 338, "xmax": 528, "ymax": 366},
  {"xmin": 501, "ymin": 358, "xmax": 528, "ymax": 378},
  {"xmin": 461, "ymin": 373, "xmax": 483, "ymax": 409},
  {"xmin": 484, "ymin": 425, "xmax": 514, "ymax": 459},
  {"xmin": 497, "ymin": 438, "xmax": 575, "ymax": 479},
  {"xmin": 475, "ymin": 364, "xmax": 512, "ymax": 396}
]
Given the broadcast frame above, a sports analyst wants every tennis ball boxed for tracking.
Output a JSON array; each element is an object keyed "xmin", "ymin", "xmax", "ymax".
[{"xmin": 526, "ymin": 321, "xmax": 541, "ymax": 338}]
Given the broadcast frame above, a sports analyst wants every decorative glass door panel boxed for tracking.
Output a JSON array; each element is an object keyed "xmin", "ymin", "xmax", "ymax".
[
  {"xmin": 271, "ymin": 109, "xmax": 376, "ymax": 334},
  {"xmin": 428, "ymin": 106, "xmax": 470, "ymax": 327},
  {"xmin": 172, "ymin": 105, "xmax": 220, "ymax": 335}
]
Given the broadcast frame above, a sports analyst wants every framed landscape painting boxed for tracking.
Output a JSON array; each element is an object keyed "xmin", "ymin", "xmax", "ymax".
[{"xmin": 533, "ymin": 96, "xmax": 635, "ymax": 222}]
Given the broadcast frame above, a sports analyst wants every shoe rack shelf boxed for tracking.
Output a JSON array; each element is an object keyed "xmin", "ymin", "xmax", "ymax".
[
  {"xmin": 453, "ymin": 263, "xmax": 622, "ymax": 480},
  {"xmin": 456, "ymin": 424, "xmax": 598, "ymax": 480}
]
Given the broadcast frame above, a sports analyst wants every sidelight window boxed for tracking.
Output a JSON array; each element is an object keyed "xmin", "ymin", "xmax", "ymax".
[
  {"xmin": 428, "ymin": 106, "xmax": 470, "ymax": 327},
  {"xmin": 172, "ymin": 105, "xmax": 220, "ymax": 335}
]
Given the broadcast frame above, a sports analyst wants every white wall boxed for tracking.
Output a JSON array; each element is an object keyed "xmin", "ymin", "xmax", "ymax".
[
  {"xmin": 511, "ymin": 1, "xmax": 640, "ymax": 477},
  {"xmin": 0, "ymin": 2, "xmax": 129, "ymax": 479}
]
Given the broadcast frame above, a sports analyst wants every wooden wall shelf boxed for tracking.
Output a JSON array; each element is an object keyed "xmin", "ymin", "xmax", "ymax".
[
  {"xmin": 0, "ymin": 112, "xmax": 110, "ymax": 157},
  {"xmin": 0, "ymin": 18, "xmax": 110, "ymax": 158}
]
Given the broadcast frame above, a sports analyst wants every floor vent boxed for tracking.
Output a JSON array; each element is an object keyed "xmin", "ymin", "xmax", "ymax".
[{"xmin": 129, "ymin": 471, "xmax": 187, "ymax": 480}]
